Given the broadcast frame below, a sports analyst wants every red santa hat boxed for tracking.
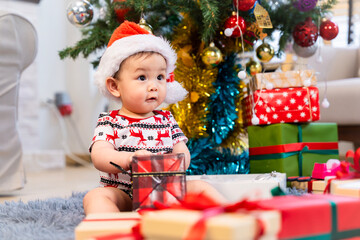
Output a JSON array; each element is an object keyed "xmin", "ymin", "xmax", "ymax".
[{"xmin": 94, "ymin": 20, "xmax": 187, "ymax": 104}]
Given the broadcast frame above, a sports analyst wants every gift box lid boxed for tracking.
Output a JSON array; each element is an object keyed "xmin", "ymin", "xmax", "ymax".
[{"xmin": 132, "ymin": 153, "xmax": 185, "ymax": 173}]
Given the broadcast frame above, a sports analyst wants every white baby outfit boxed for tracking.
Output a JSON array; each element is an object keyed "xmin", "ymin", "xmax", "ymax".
[{"xmin": 90, "ymin": 109, "xmax": 188, "ymax": 192}]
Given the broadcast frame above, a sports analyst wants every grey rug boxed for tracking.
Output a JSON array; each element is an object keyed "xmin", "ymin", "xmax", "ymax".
[{"xmin": 0, "ymin": 192, "xmax": 86, "ymax": 240}]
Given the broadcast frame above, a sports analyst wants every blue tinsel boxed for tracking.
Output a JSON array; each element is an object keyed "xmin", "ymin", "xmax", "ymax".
[
  {"xmin": 186, "ymin": 53, "xmax": 249, "ymax": 175},
  {"xmin": 187, "ymin": 138, "xmax": 249, "ymax": 175},
  {"xmin": 208, "ymin": 53, "xmax": 241, "ymax": 145}
]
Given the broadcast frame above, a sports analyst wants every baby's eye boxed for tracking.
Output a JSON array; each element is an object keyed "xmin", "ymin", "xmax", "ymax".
[
  {"xmin": 137, "ymin": 75, "xmax": 146, "ymax": 81},
  {"xmin": 157, "ymin": 75, "xmax": 165, "ymax": 81}
]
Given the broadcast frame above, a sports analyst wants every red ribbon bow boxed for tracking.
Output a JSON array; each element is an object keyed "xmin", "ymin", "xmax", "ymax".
[
  {"xmin": 324, "ymin": 148, "xmax": 360, "ymax": 193},
  {"xmin": 140, "ymin": 193, "xmax": 270, "ymax": 240}
]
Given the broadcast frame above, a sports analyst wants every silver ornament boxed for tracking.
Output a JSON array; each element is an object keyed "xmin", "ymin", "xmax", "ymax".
[
  {"xmin": 237, "ymin": 70, "xmax": 247, "ymax": 79},
  {"xmin": 67, "ymin": 0, "xmax": 94, "ymax": 27},
  {"xmin": 293, "ymin": 42, "xmax": 318, "ymax": 58}
]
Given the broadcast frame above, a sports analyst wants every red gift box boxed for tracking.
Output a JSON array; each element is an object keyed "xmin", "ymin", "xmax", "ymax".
[
  {"xmin": 131, "ymin": 153, "xmax": 186, "ymax": 210},
  {"xmin": 253, "ymin": 194, "xmax": 360, "ymax": 239},
  {"xmin": 244, "ymin": 86, "xmax": 320, "ymax": 125}
]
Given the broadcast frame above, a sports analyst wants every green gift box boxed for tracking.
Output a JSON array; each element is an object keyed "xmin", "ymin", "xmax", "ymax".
[{"xmin": 248, "ymin": 123, "xmax": 339, "ymax": 177}]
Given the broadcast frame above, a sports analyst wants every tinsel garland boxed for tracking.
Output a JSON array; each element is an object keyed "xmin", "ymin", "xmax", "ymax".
[
  {"xmin": 167, "ymin": 17, "xmax": 217, "ymax": 139},
  {"xmin": 168, "ymin": 59, "xmax": 217, "ymax": 139},
  {"xmin": 186, "ymin": 138, "xmax": 249, "ymax": 175},
  {"xmin": 207, "ymin": 53, "xmax": 240, "ymax": 145},
  {"xmin": 185, "ymin": 54, "xmax": 249, "ymax": 175}
]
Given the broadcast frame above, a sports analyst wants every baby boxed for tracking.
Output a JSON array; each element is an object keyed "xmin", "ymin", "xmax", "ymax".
[{"xmin": 83, "ymin": 21, "xmax": 227, "ymax": 214}]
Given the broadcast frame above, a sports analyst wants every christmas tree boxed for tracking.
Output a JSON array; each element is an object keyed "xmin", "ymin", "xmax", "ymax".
[{"xmin": 60, "ymin": 0, "xmax": 337, "ymax": 175}]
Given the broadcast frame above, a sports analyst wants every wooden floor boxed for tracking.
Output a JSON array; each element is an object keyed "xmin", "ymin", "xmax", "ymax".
[{"xmin": 0, "ymin": 165, "xmax": 98, "ymax": 204}]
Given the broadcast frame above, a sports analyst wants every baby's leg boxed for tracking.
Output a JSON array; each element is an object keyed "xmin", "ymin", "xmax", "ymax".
[
  {"xmin": 83, "ymin": 187, "xmax": 132, "ymax": 215},
  {"xmin": 186, "ymin": 180, "xmax": 228, "ymax": 204}
]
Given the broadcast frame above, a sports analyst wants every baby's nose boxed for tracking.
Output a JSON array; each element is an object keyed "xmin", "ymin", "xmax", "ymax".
[{"xmin": 148, "ymin": 83, "xmax": 158, "ymax": 91}]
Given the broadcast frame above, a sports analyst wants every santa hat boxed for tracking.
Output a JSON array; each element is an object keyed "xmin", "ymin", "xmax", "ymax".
[{"xmin": 94, "ymin": 20, "xmax": 188, "ymax": 104}]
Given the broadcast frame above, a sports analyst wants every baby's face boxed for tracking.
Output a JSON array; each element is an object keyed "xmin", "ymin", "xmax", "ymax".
[{"xmin": 115, "ymin": 53, "xmax": 167, "ymax": 117}]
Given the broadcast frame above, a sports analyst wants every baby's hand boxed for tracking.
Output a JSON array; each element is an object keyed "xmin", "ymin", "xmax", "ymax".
[
  {"xmin": 134, "ymin": 150, "xmax": 153, "ymax": 156},
  {"xmin": 128, "ymin": 150, "xmax": 153, "ymax": 167}
]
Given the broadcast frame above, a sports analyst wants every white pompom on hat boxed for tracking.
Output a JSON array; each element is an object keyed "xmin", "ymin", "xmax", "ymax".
[{"xmin": 94, "ymin": 20, "xmax": 188, "ymax": 104}]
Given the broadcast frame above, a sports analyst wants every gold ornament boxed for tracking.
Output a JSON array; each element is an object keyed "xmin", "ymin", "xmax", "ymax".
[
  {"xmin": 256, "ymin": 42, "xmax": 274, "ymax": 62},
  {"xmin": 246, "ymin": 58, "xmax": 262, "ymax": 76},
  {"xmin": 190, "ymin": 91, "xmax": 200, "ymax": 102},
  {"xmin": 201, "ymin": 42, "xmax": 223, "ymax": 67},
  {"xmin": 138, "ymin": 18, "xmax": 153, "ymax": 33}
]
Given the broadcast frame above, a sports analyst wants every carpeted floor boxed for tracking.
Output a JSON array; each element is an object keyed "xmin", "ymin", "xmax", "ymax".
[
  {"xmin": 0, "ymin": 192, "xmax": 86, "ymax": 240},
  {"xmin": 0, "ymin": 187, "xmax": 306, "ymax": 240}
]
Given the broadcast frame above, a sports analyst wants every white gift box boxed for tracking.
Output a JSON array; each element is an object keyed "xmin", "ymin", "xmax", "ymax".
[{"xmin": 187, "ymin": 172, "xmax": 286, "ymax": 202}]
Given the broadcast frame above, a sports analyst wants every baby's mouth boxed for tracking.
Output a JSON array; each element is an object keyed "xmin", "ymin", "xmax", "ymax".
[{"xmin": 146, "ymin": 97, "xmax": 157, "ymax": 101}]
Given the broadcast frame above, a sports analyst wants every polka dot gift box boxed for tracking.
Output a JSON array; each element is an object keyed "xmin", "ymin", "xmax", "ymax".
[{"xmin": 244, "ymin": 86, "xmax": 320, "ymax": 126}]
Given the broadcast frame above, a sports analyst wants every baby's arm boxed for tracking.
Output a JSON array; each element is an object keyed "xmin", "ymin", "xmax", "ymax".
[
  {"xmin": 91, "ymin": 141, "xmax": 151, "ymax": 173},
  {"xmin": 172, "ymin": 141, "xmax": 191, "ymax": 169}
]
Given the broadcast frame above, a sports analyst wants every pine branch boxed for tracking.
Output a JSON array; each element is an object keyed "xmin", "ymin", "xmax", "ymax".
[{"xmin": 198, "ymin": 0, "xmax": 220, "ymax": 43}]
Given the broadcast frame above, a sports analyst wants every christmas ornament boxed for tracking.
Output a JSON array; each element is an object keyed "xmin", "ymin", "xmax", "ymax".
[
  {"xmin": 293, "ymin": 0, "xmax": 318, "ymax": 12},
  {"xmin": 246, "ymin": 58, "xmax": 262, "ymax": 76},
  {"xmin": 66, "ymin": 0, "xmax": 94, "ymax": 27},
  {"xmin": 266, "ymin": 82, "xmax": 274, "ymax": 90},
  {"xmin": 98, "ymin": 6, "xmax": 107, "ymax": 20},
  {"xmin": 292, "ymin": 42, "xmax": 318, "ymax": 58},
  {"xmin": 320, "ymin": 20, "xmax": 339, "ymax": 40},
  {"xmin": 251, "ymin": 115, "xmax": 260, "ymax": 125},
  {"xmin": 201, "ymin": 42, "xmax": 223, "ymax": 66},
  {"xmin": 238, "ymin": 70, "xmax": 247, "ymax": 79},
  {"xmin": 293, "ymin": 17, "xmax": 318, "ymax": 47},
  {"xmin": 247, "ymin": 22, "xmax": 267, "ymax": 40},
  {"xmin": 224, "ymin": 12, "xmax": 246, "ymax": 38},
  {"xmin": 322, "ymin": 98, "xmax": 330, "ymax": 108},
  {"xmin": 254, "ymin": 3, "xmax": 273, "ymax": 29},
  {"xmin": 234, "ymin": 0, "xmax": 257, "ymax": 11},
  {"xmin": 256, "ymin": 42, "xmax": 274, "ymax": 62},
  {"xmin": 243, "ymin": 30, "xmax": 258, "ymax": 47},
  {"xmin": 113, "ymin": 0, "xmax": 130, "ymax": 23},
  {"xmin": 138, "ymin": 18, "xmax": 153, "ymax": 34}
]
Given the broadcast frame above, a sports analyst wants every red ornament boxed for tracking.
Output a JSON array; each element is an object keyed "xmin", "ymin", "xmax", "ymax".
[
  {"xmin": 234, "ymin": 0, "xmax": 256, "ymax": 11},
  {"xmin": 113, "ymin": 0, "xmax": 130, "ymax": 23},
  {"xmin": 292, "ymin": 17, "xmax": 318, "ymax": 47},
  {"xmin": 224, "ymin": 14, "xmax": 246, "ymax": 38},
  {"xmin": 320, "ymin": 20, "xmax": 339, "ymax": 40}
]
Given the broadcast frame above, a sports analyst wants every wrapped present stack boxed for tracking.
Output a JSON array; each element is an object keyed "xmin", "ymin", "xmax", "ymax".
[
  {"xmin": 244, "ymin": 70, "xmax": 340, "ymax": 178},
  {"xmin": 75, "ymin": 193, "xmax": 360, "ymax": 240}
]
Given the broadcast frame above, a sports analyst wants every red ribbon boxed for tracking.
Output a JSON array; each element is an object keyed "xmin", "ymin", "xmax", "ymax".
[
  {"xmin": 249, "ymin": 142, "xmax": 338, "ymax": 155},
  {"xmin": 140, "ymin": 193, "xmax": 271, "ymax": 240},
  {"xmin": 324, "ymin": 148, "xmax": 360, "ymax": 193}
]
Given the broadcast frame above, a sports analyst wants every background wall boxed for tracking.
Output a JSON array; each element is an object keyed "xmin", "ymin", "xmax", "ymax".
[{"xmin": 1, "ymin": 0, "xmax": 107, "ymax": 169}]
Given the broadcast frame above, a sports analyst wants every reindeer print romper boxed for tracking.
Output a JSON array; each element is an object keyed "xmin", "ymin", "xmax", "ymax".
[{"xmin": 90, "ymin": 109, "xmax": 188, "ymax": 197}]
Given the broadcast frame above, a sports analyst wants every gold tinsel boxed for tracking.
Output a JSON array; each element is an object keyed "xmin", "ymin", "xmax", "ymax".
[
  {"xmin": 167, "ymin": 16, "xmax": 217, "ymax": 139},
  {"xmin": 168, "ymin": 58, "xmax": 217, "ymax": 139}
]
